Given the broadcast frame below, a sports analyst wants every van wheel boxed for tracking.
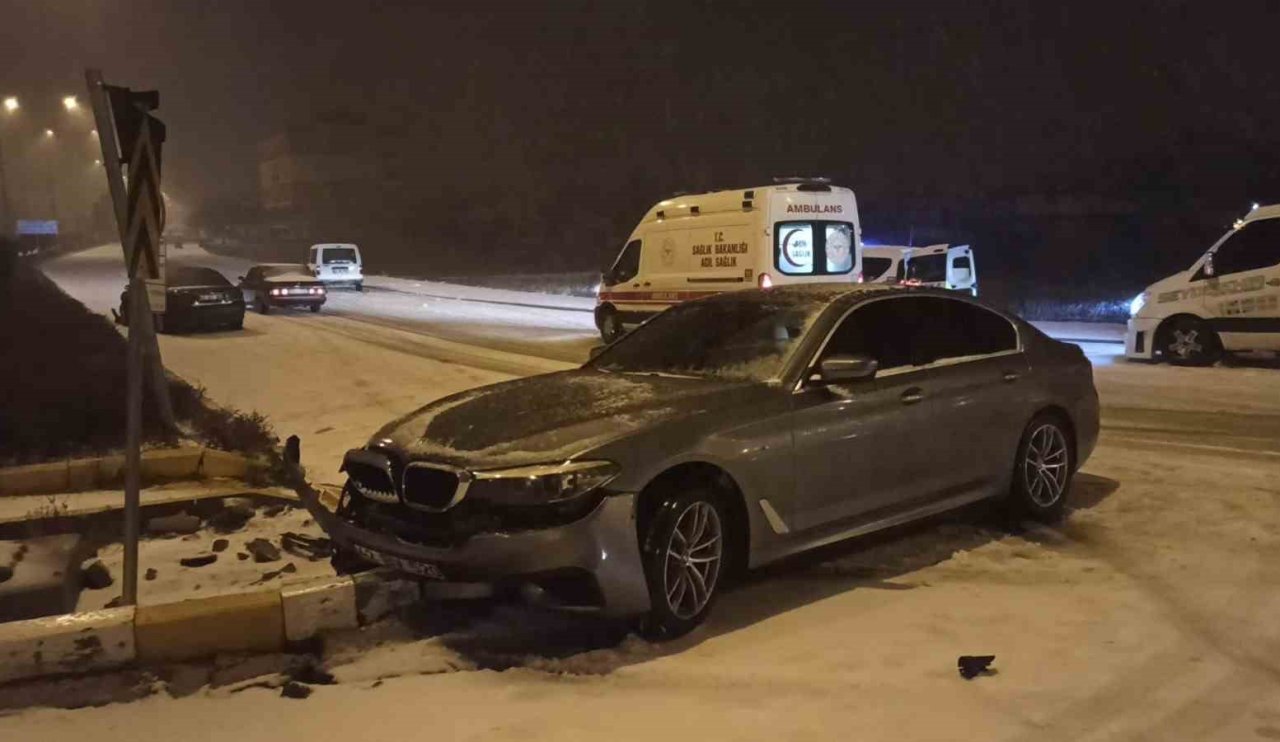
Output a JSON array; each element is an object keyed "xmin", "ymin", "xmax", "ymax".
[
  {"xmin": 1159, "ymin": 316, "xmax": 1220, "ymax": 366},
  {"xmin": 599, "ymin": 308, "xmax": 623, "ymax": 343},
  {"xmin": 310, "ymin": 303, "xmax": 321, "ymax": 313},
  {"xmin": 355, "ymin": 282, "xmax": 363, "ymax": 292},
  {"xmin": 637, "ymin": 488, "xmax": 727, "ymax": 640}
]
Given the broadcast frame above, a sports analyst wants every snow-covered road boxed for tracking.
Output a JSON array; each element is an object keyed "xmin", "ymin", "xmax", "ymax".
[{"xmin": 14, "ymin": 244, "xmax": 1280, "ymax": 741}]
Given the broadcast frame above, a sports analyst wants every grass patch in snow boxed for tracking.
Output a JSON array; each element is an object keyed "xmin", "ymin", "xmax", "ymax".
[{"xmin": 0, "ymin": 262, "xmax": 280, "ymax": 472}]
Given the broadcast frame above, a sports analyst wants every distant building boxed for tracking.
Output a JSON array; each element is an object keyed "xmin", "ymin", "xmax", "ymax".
[{"xmin": 257, "ymin": 109, "xmax": 420, "ymax": 239}]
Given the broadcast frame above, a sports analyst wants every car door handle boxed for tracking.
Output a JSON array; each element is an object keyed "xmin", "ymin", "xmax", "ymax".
[
  {"xmin": 900, "ymin": 387, "xmax": 924, "ymax": 405},
  {"xmin": 1002, "ymin": 371, "xmax": 1021, "ymax": 383}
]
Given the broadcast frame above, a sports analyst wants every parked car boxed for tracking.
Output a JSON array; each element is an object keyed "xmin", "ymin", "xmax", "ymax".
[
  {"xmin": 238, "ymin": 264, "xmax": 327, "ymax": 314},
  {"xmin": 117, "ymin": 265, "xmax": 244, "ymax": 333},
  {"xmin": 307, "ymin": 243, "xmax": 363, "ymax": 291},
  {"xmin": 299, "ymin": 285, "xmax": 1098, "ymax": 638}
]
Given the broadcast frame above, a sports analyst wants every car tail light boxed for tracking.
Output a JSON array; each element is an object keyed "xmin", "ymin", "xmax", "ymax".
[{"xmin": 758, "ymin": 272, "xmax": 773, "ymax": 289}]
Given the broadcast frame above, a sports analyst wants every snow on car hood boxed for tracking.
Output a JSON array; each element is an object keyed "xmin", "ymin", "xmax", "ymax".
[{"xmin": 370, "ymin": 370, "xmax": 761, "ymax": 469}]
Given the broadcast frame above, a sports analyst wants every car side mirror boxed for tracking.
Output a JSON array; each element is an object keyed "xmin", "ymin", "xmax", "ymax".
[
  {"xmin": 817, "ymin": 355, "xmax": 878, "ymax": 383},
  {"xmin": 588, "ymin": 344, "xmax": 607, "ymax": 360},
  {"xmin": 237, "ymin": 275, "xmax": 245, "ymax": 282}
]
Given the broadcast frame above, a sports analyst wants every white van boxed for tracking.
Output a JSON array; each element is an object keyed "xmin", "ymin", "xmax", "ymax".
[
  {"xmin": 307, "ymin": 243, "xmax": 364, "ymax": 290},
  {"xmin": 595, "ymin": 181, "xmax": 862, "ymax": 341},
  {"xmin": 1126, "ymin": 204, "xmax": 1280, "ymax": 365},
  {"xmin": 863, "ymin": 244, "xmax": 977, "ymax": 295},
  {"xmin": 861, "ymin": 246, "xmax": 906, "ymax": 283}
]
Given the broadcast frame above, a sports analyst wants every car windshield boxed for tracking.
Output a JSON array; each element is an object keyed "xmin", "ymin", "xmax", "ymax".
[
  {"xmin": 167, "ymin": 266, "xmax": 229, "ymax": 287},
  {"xmin": 322, "ymin": 248, "xmax": 357, "ymax": 264},
  {"xmin": 591, "ymin": 298, "xmax": 822, "ymax": 382}
]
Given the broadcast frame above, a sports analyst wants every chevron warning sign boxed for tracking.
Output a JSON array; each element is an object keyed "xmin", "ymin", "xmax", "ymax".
[{"xmin": 123, "ymin": 114, "xmax": 163, "ymax": 280}]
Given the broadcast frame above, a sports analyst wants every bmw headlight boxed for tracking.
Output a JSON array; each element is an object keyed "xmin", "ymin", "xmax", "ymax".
[
  {"xmin": 470, "ymin": 460, "xmax": 619, "ymax": 505},
  {"xmin": 1129, "ymin": 293, "xmax": 1147, "ymax": 317}
]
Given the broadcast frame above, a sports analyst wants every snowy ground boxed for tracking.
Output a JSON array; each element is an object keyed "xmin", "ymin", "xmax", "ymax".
[{"xmin": 12, "ymin": 244, "xmax": 1280, "ymax": 741}]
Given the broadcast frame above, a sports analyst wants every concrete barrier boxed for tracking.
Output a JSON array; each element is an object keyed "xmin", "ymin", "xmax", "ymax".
[
  {"xmin": 0, "ymin": 570, "xmax": 415, "ymax": 682},
  {"xmin": 281, "ymin": 576, "xmax": 358, "ymax": 642},
  {"xmin": 134, "ymin": 590, "xmax": 284, "ymax": 663},
  {"xmin": 0, "ymin": 448, "xmax": 266, "ymax": 497},
  {"xmin": 0, "ymin": 606, "xmax": 135, "ymax": 683}
]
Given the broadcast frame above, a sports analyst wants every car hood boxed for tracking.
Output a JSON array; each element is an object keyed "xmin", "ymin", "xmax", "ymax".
[{"xmin": 369, "ymin": 369, "xmax": 766, "ymax": 469}]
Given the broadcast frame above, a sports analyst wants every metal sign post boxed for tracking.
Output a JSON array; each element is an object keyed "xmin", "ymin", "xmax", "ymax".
[{"xmin": 85, "ymin": 69, "xmax": 174, "ymax": 606}]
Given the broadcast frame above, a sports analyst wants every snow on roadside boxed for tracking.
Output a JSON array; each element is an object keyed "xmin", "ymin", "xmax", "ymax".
[{"xmin": 76, "ymin": 504, "xmax": 333, "ymax": 611}]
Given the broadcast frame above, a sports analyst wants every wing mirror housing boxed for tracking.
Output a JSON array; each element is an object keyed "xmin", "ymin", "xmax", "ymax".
[
  {"xmin": 588, "ymin": 344, "xmax": 607, "ymax": 360},
  {"xmin": 817, "ymin": 355, "xmax": 878, "ymax": 383}
]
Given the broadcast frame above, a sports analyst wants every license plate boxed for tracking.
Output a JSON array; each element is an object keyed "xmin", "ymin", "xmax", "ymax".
[
  {"xmin": 351, "ymin": 543, "xmax": 445, "ymax": 580},
  {"xmin": 333, "ymin": 266, "xmax": 348, "ymax": 273}
]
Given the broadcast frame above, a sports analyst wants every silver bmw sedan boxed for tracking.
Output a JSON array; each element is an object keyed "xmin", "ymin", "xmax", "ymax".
[{"xmin": 297, "ymin": 285, "xmax": 1099, "ymax": 638}]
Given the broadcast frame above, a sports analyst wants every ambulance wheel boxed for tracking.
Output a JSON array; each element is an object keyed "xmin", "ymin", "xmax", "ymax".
[
  {"xmin": 599, "ymin": 308, "xmax": 624, "ymax": 343},
  {"xmin": 1159, "ymin": 316, "xmax": 1220, "ymax": 367}
]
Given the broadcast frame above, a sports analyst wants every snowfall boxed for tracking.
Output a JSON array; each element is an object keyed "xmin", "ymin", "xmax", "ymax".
[{"xmin": 2, "ymin": 244, "xmax": 1278, "ymax": 741}]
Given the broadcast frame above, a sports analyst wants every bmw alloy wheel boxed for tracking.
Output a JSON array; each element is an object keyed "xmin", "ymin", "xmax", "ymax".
[
  {"xmin": 1023, "ymin": 423, "xmax": 1069, "ymax": 508},
  {"xmin": 663, "ymin": 501, "xmax": 723, "ymax": 620}
]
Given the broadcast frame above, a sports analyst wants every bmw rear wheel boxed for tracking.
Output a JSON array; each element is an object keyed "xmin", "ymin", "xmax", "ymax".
[
  {"xmin": 639, "ymin": 489, "xmax": 726, "ymax": 639},
  {"xmin": 1007, "ymin": 413, "xmax": 1074, "ymax": 522}
]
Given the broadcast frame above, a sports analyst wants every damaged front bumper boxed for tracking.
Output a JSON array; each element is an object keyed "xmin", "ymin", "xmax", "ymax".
[{"xmin": 287, "ymin": 463, "xmax": 651, "ymax": 617}]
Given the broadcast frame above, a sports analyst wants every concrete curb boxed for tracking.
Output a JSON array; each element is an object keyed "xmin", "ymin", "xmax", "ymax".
[
  {"xmin": 0, "ymin": 570, "xmax": 418, "ymax": 684},
  {"xmin": 0, "ymin": 448, "xmax": 266, "ymax": 497}
]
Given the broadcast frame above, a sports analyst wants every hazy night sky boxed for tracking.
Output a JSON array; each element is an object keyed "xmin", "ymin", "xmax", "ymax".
[{"xmin": 3, "ymin": 0, "xmax": 1280, "ymax": 211}]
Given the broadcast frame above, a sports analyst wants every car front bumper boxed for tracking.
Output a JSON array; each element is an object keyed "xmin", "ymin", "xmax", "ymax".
[
  {"xmin": 300, "ymin": 490, "xmax": 652, "ymax": 617},
  {"xmin": 1125, "ymin": 317, "xmax": 1160, "ymax": 359}
]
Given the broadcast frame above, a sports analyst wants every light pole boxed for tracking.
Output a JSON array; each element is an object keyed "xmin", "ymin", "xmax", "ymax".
[{"xmin": 0, "ymin": 96, "xmax": 15, "ymax": 236}]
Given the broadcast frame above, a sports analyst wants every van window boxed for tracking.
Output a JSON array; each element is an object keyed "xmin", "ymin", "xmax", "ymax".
[
  {"xmin": 905, "ymin": 254, "xmax": 947, "ymax": 283},
  {"xmin": 607, "ymin": 239, "xmax": 642, "ymax": 285},
  {"xmin": 775, "ymin": 221, "xmax": 854, "ymax": 276},
  {"xmin": 309, "ymin": 247, "xmax": 318, "ymax": 264},
  {"xmin": 862, "ymin": 256, "xmax": 894, "ymax": 281},
  {"xmin": 321, "ymin": 247, "xmax": 358, "ymax": 264},
  {"xmin": 1212, "ymin": 219, "xmax": 1280, "ymax": 276}
]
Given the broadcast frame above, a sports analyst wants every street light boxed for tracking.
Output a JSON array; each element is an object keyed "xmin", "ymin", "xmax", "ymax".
[
  {"xmin": 2, "ymin": 96, "xmax": 17, "ymax": 113},
  {"xmin": 62, "ymin": 95, "xmax": 79, "ymax": 112}
]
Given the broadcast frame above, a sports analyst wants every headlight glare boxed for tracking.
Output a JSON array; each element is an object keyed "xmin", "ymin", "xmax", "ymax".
[
  {"xmin": 1129, "ymin": 293, "xmax": 1147, "ymax": 317},
  {"xmin": 470, "ymin": 460, "xmax": 618, "ymax": 505}
]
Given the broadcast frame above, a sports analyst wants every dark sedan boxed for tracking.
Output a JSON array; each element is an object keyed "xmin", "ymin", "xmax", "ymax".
[
  {"xmin": 296, "ymin": 285, "xmax": 1099, "ymax": 638},
  {"xmin": 238, "ymin": 264, "xmax": 327, "ymax": 314},
  {"xmin": 117, "ymin": 265, "xmax": 244, "ymax": 333}
]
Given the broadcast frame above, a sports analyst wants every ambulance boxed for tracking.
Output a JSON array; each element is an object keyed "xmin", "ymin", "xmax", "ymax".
[
  {"xmin": 594, "ymin": 180, "xmax": 862, "ymax": 341},
  {"xmin": 863, "ymin": 244, "xmax": 977, "ymax": 295},
  {"xmin": 1126, "ymin": 203, "xmax": 1280, "ymax": 365}
]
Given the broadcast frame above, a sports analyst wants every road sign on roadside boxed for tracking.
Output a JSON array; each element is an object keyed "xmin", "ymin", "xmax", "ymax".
[
  {"xmin": 16, "ymin": 220, "xmax": 58, "ymax": 235},
  {"xmin": 146, "ymin": 241, "xmax": 166, "ymax": 312}
]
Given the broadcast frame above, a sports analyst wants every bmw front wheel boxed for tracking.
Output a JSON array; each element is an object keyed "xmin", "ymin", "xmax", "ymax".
[{"xmin": 638, "ymin": 488, "xmax": 727, "ymax": 639}]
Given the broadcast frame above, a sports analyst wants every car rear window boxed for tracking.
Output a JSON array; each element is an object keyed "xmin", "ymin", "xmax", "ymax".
[
  {"xmin": 167, "ymin": 266, "xmax": 229, "ymax": 287},
  {"xmin": 322, "ymin": 248, "xmax": 358, "ymax": 264},
  {"xmin": 263, "ymin": 264, "xmax": 308, "ymax": 278}
]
